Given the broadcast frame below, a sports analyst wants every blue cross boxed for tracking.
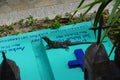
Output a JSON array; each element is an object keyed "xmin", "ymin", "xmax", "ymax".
[{"xmin": 68, "ymin": 49, "xmax": 84, "ymax": 71}]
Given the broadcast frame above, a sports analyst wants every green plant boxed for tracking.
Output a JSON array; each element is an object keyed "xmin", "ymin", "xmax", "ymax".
[
  {"xmin": 25, "ymin": 15, "xmax": 36, "ymax": 26},
  {"xmin": 44, "ymin": 17, "xmax": 50, "ymax": 22},
  {"xmin": 13, "ymin": 32, "xmax": 20, "ymax": 35},
  {"xmin": 8, "ymin": 24, "xmax": 14, "ymax": 30},
  {"xmin": 67, "ymin": 19, "xmax": 75, "ymax": 25},
  {"xmin": 19, "ymin": 19, "xmax": 24, "ymax": 26},
  {"xmin": 0, "ymin": 28, "xmax": 5, "ymax": 33},
  {"xmin": 45, "ymin": 26, "xmax": 49, "ymax": 29},
  {"xmin": 72, "ymin": 0, "xmax": 120, "ymax": 56},
  {"xmin": 54, "ymin": 14, "xmax": 62, "ymax": 21},
  {"xmin": 65, "ymin": 12, "xmax": 72, "ymax": 18},
  {"xmin": 67, "ymin": 18, "xmax": 81, "ymax": 24},
  {"xmin": 50, "ymin": 22, "xmax": 61, "ymax": 29}
]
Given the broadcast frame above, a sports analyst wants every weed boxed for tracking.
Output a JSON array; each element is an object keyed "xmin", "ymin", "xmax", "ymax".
[
  {"xmin": 25, "ymin": 15, "xmax": 36, "ymax": 26},
  {"xmin": 54, "ymin": 14, "xmax": 62, "ymax": 21},
  {"xmin": 0, "ymin": 28, "xmax": 5, "ymax": 33},
  {"xmin": 44, "ymin": 17, "xmax": 50, "ymax": 22},
  {"xmin": 50, "ymin": 22, "xmax": 61, "ymax": 29},
  {"xmin": 13, "ymin": 32, "xmax": 20, "ymax": 35},
  {"xmin": 19, "ymin": 19, "xmax": 24, "ymax": 26},
  {"xmin": 118, "ymin": 18, "xmax": 120, "ymax": 23},
  {"xmin": 27, "ymin": 15, "xmax": 33, "ymax": 20},
  {"xmin": 25, "ymin": 20, "xmax": 31, "ymax": 26},
  {"xmin": 65, "ymin": 12, "xmax": 72, "ymax": 18},
  {"xmin": 8, "ymin": 24, "xmax": 14, "ymax": 30},
  {"xmin": 45, "ymin": 26, "xmax": 49, "ymax": 29}
]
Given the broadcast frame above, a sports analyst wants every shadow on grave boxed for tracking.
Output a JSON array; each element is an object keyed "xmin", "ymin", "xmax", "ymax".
[
  {"xmin": 68, "ymin": 16, "xmax": 120, "ymax": 80},
  {"xmin": 0, "ymin": 52, "xmax": 20, "ymax": 80},
  {"xmin": 84, "ymin": 16, "xmax": 120, "ymax": 80}
]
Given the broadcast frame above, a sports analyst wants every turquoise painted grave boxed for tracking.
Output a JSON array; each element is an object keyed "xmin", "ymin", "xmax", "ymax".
[{"xmin": 0, "ymin": 21, "xmax": 114, "ymax": 80}]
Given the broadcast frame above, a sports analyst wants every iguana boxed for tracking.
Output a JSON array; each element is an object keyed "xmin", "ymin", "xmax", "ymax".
[
  {"xmin": 42, "ymin": 36, "xmax": 94, "ymax": 49},
  {"xmin": 0, "ymin": 52, "xmax": 20, "ymax": 80}
]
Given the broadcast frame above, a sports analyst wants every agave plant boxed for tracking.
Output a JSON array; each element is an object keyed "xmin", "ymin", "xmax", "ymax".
[{"xmin": 72, "ymin": 0, "xmax": 120, "ymax": 57}]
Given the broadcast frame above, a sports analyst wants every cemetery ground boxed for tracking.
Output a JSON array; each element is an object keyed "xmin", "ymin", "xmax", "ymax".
[{"xmin": 0, "ymin": 10, "xmax": 119, "ymax": 46}]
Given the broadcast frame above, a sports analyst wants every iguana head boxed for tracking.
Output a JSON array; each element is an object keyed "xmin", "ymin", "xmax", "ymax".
[
  {"xmin": 42, "ymin": 36, "xmax": 49, "ymax": 40},
  {"xmin": 42, "ymin": 36, "xmax": 51, "ymax": 44}
]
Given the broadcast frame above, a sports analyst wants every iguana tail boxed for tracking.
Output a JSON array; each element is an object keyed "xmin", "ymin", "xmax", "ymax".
[
  {"xmin": 69, "ymin": 42, "xmax": 94, "ymax": 45},
  {"xmin": 69, "ymin": 41, "xmax": 107, "ymax": 45}
]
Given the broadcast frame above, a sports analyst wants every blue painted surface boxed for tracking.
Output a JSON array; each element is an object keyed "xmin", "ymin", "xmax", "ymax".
[
  {"xmin": 68, "ymin": 49, "xmax": 84, "ymax": 71},
  {"xmin": 0, "ymin": 21, "xmax": 114, "ymax": 80},
  {"xmin": 74, "ymin": 49, "xmax": 84, "ymax": 60},
  {"xmin": 0, "ymin": 39, "xmax": 41, "ymax": 80}
]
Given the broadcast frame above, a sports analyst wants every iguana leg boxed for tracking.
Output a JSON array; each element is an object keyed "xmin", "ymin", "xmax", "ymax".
[{"xmin": 62, "ymin": 45, "xmax": 69, "ymax": 50}]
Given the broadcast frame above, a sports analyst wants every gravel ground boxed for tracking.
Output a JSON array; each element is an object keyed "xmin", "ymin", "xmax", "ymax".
[{"xmin": 0, "ymin": 1, "xmax": 114, "ymax": 25}]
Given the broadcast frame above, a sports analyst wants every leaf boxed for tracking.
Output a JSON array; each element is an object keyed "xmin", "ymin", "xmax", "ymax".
[
  {"xmin": 107, "ymin": 0, "xmax": 120, "ymax": 25},
  {"xmin": 100, "ymin": 27, "xmax": 112, "ymax": 42},
  {"xmin": 93, "ymin": 0, "xmax": 112, "ymax": 38},
  {"xmin": 100, "ymin": 0, "xmax": 120, "ymax": 42},
  {"xmin": 111, "ymin": 10, "xmax": 120, "ymax": 26},
  {"xmin": 71, "ymin": 0, "xmax": 85, "ymax": 18},
  {"xmin": 82, "ymin": 5, "xmax": 94, "ymax": 18},
  {"xmin": 108, "ymin": 34, "xmax": 120, "ymax": 57},
  {"xmin": 110, "ymin": 28, "xmax": 120, "ymax": 32},
  {"xmin": 72, "ymin": 0, "xmax": 103, "ymax": 13},
  {"xmin": 108, "ymin": 45, "xmax": 115, "ymax": 57},
  {"xmin": 94, "ymin": 0, "xmax": 112, "ymax": 26}
]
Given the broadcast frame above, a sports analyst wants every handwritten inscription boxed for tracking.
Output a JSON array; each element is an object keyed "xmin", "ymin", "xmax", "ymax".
[
  {"xmin": 8, "ymin": 46, "xmax": 25, "ymax": 52},
  {"xmin": 0, "ymin": 43, "xmax": 25, "ymax": 53},
  {"xmin": 0, "ymin": 22, "xmax": 93, "ymax": 53},
  {"xmin": 0, "ymin": 24, "xmax": 91, "ymax": 43},
  {"xmin": 55, "ymin": 31, "xmax": 91, "ymax": 42},
  {"xmin": 0, "ymin": 31, "xmax": 90, "ymax": 43}
]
